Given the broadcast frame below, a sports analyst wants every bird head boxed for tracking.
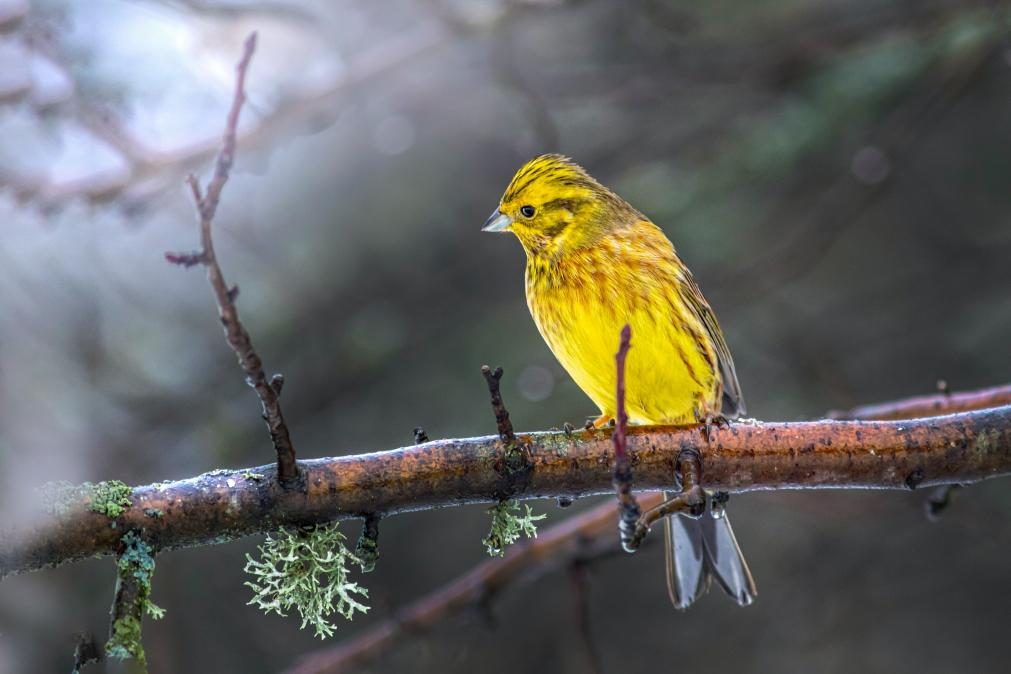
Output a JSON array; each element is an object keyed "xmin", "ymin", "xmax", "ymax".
[{"xmin": 482, "ymin": 154, "xmax": 637, "ymax": 257}]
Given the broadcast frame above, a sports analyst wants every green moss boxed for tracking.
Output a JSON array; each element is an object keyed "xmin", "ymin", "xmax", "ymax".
[
  {"xmin": 106, "ymin": 531, "xmax": 163, "ymax": 668},
  {"xmin": 89, "ymin": 480, "xmax": 133, "ymax": 518},
  {"xmin": 37, "ymin": 480, "xmax": 133, "ymax": 518},
  {"xmin": 105, "ymin": 615, "xmax": 144, "ymax": 663},
  {"xmin": 244, "ymin": 523, "xmax": 369, "ymax": 639},
  {"xmin": 483, "ymin": 500, "xmax": 546, "ymax": 557}
]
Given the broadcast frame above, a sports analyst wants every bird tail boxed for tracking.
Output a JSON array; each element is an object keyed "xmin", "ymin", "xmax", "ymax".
[{"xmin": 663, "ymin": 491, "xmax": 757, "ymax": 609}]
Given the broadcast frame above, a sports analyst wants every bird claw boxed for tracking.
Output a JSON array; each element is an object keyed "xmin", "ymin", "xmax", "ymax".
[{"xmin": 695, "ymin": 410, "xmax": 730, "ymax": 441}]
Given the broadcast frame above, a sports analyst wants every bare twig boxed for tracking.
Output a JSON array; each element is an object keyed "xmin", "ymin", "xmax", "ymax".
[
  {"xmin": 165, "ymin": 33, "xmax": 299, "ymax": 486},
  {"xmin": 481, "ymin": 366, "xmax": 532, "ymax": 496},
  {"xmin": 355, "ymin": 514, "xmax": 381, "ymax": 573},
  {"xmin": 5, "ymin": 391, "xmax": 1011, "ymax": 579},
  {"xmin": 926, "ymin": 484, "xmax": 960, "ymax": 522},
  {"xmin": 481, "ymin": 365, "xmax": 517, "ymax": 449},
  {"xmin": 611, "ymin": 325, "xmax": 641, "ymax": 552}
]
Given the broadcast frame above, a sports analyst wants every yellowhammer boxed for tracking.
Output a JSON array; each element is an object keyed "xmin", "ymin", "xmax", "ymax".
[{"xmin": 483, "ymin": 154, "xmax": 756, "ymax": 609}]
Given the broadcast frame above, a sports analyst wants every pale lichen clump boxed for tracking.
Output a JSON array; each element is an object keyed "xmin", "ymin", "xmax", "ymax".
[
  {"xmin": 106, "ymin": 531, "xmax": 164, "ymax": 666},
  {"xmin": 483, "ymin": 500, "xmax": 546, "ymax": 557},
  {"xmin": 244, "ymin": 523, "xmax": 369, "ymax": 639}
]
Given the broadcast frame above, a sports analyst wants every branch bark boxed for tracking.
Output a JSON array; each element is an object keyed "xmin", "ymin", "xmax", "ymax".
[
  {"xmin": 290, "ymin": 382, "xmax": 1011, "ymax": 674},
  {"xmin": 3, "ymin": 389, "xmax": 1011, "ymax": 579},
  {"xmin": 165, "ymin": 33, "xmax": 299, "ymax": 486}
]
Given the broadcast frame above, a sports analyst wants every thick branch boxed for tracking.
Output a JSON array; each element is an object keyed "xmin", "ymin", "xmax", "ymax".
[
  {"xmin": 4, "ymin": 399, "xmax": 1011, "ymax": 579},
  {"xmin": 293, "ymin": 383, "xmax": 1011, "ymax": 673}
]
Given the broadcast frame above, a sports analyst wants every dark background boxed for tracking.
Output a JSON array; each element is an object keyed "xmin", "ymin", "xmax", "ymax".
[{"xmin": 2, "ymin": 0, "xmax": 1011, "ymax": 672}]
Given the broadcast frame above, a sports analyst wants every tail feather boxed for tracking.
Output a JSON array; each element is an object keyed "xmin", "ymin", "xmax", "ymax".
[
  {"xmin": 700, "ymin": 506, "xmax": 757, "ymax": 606},
  {"xmin": 664, "ymin": 492, "xmax": 756, "ymax": 609},
  {"xmin": 663, "ymin": 495, "xmax": 708, "ymax": 609}
]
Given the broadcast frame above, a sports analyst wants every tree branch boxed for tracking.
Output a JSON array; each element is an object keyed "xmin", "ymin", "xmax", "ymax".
[
  {"xmin": 165, "ymin": 32, "xmax": 299, "ymax": 486},
  {"xmin": 286, "ymin": 381, "xmax": 1011, "ymax": 674},
  {"xmin": 4, "ymin": 385, "xmax": 1011, "ymax": 579}
]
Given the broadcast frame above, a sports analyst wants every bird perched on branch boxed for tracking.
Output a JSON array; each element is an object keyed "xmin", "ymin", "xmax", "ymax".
[{"xmin": 482, "ymin": 154, "xmax": 756, "ymax": 609}]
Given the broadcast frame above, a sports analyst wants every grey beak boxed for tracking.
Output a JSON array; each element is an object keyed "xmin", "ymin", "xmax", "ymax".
[{"xmin": 482, "ymin": 209, "xmax": 512, "ymax": 232}]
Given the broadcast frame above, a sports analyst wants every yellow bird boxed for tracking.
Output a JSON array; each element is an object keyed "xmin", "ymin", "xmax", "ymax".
[{"xmin": 483, "ymin": 154, "xmax": 756, "ymax": 608}]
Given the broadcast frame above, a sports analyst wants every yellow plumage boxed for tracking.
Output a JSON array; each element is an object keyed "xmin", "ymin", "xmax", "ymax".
[
  {"xmin": 484, "ymin": 154, "xmax": 756, "ymax": 609},
  {"xmin": 484, "ymin": 154, "xmax": 744, "ymax": 427}
]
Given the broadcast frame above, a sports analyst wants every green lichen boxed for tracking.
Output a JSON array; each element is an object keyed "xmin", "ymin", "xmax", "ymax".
[
  {"xmin": 106, "ymin": 616, "xmax": 144, "ymax": 663},
  {"xmin": 242, "ymin": 471, "xmax": 265, "ymax": 481},
  {"xmin": 483, "ymin": 500, "xmax": 546, "ymax": 557},
  {"xmin": 106, "ymin": 531, "xmax": 164, "ymax": 667},
  {"xmin": 37, "ymin": 480, "xmax": 133, "ymax": 518},
  {"xmin": 143, "ymin": 508, "xmax": 164, "ymax": 518},
  {"xmin": 89, "ymin": 480, "xmax": 133, "ymax": 518},
  {"xmin": 244, "ymin": 523, "xmax": 369, "ymax": 639}
]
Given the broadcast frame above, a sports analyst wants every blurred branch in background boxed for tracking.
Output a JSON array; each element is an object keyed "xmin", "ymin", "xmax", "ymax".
[
  {"xmin": 289, "ymin": 381, "xmax": 1011, "ymax": 674},
  {"xmin": 2, "ymin": 0, "xmax": 545, "ymax": 208}
]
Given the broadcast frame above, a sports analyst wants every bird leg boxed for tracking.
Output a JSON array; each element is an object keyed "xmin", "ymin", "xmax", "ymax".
[
  {"xmin": 589, "ymin": 414, "xmax": 615, "ymax": 429},
  {"xmin": 695, "ymin": 407, "xmax": 730, "ymax": 442},
  {"xmin": 625, "ymin": 448, "xmax": 706, "ymax": 550}
]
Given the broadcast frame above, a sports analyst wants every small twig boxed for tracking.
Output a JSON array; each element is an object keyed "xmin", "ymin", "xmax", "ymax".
[
  {"xmin": 481, "ymin": 365, "xmax": 517, "ymax": 449},
  {"xmin": 481, "ymin": 366, "xmax": 533, "ymax": 495},
  {"xmin": 926, "ymin": 484, "xmax": 961, "ymax": 521},
  {"xmin": 164, "ymin": 33, "xmax": 299, "ymax": 486},
  {"xmin": 355, "ymin": 514, "xmax": 381, "ymax": 573},
  {"xmin": 611, "ymin": 325, "xmax": 642, "ymax": 552},
  {"xmin": 71, "ymin": 633, "xmax": 102, "ymax": 674}
]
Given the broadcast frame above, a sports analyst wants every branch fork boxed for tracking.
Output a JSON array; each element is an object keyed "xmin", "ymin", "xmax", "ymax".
[{"xmin": 163, "ymin": 32, "xmax": 299, "ymax": 486}]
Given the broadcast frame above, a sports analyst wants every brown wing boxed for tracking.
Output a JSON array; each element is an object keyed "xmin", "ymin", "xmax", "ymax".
[{"xmin": 680, "ymin": 271, "xmax": 746, "ymax": 418}]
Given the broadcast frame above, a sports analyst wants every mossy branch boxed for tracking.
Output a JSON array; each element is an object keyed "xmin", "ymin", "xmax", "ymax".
[{"xmin": 4, "ymin": 384, "xmax": 1011, "ymax": 580}]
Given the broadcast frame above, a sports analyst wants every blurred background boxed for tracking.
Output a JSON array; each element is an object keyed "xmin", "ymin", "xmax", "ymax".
[{"xmin": 2, "ymin": 0, "xmax": 1011, "ymax": 672}]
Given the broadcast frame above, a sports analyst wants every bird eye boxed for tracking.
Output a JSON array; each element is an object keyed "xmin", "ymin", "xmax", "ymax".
[{"xmin": 520, "ymin": 205, "xmax": 536, "ymax": 218}]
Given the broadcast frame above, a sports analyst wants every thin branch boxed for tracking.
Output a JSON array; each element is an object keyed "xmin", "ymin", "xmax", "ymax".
[
  {"xmin": 481, "ymin": 365, "xmax": 517, "ymax": 449},
  {"xmin": 481, "ymin": 366, "xmax": 532, "ymax": 497},
  {"xmin": 610, "ymin": 325, "xmax": 641, "ymax": 552},
  {"xmin": 5, "ymin": 390, "xmax": 1011, "ymax": 579},
  {"xmin": 165, "ymin": 33, "xmax": 299, "ymax": 486}
]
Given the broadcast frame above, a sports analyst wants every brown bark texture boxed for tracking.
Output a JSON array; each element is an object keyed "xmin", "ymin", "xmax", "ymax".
[{"xmin": 3, "ymin": 401, "xmax": 1010, "ymax": 579}]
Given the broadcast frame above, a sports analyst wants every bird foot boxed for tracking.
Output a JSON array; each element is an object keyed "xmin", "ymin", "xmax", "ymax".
[{"xmin": 695, "ymin": 409, "xmax": 730, "ymax": 442}]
